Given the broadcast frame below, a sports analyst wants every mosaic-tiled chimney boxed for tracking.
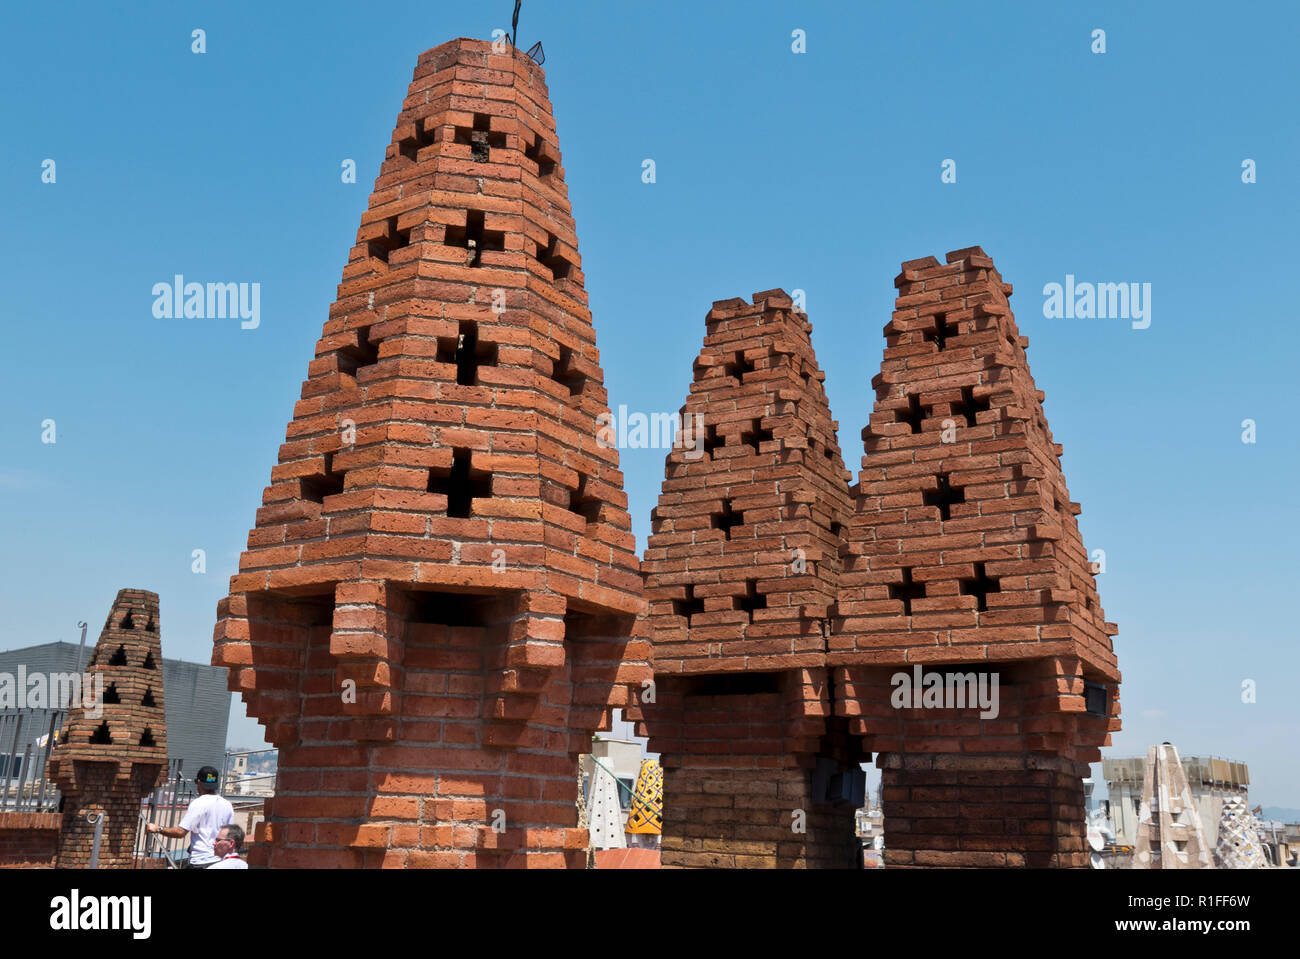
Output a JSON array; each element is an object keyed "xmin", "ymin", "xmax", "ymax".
[
  {"xmin": 48, "ymin": 589, "xmax": 167, "ymax": 868},
  {"xmin": 629, "ymin": 292, "xmax": 863, "ymax": 868},
  {"xmin": 832, "ymin": 247, "xmax": 1122, "ymax": 867},
  {"xmin": 212, "ymin": 38, "xmax": 648, "ymax": 868}
]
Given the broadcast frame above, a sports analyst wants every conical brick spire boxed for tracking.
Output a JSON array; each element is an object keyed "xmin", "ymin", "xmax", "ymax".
[
  {"xmin": 48, "ymin": 588, "xmax": 167, "ymax": 868},
  {"xmin": 212, "ymin": 38, "xmax": 648, "ymax": 868},
  {"xmin": 832, "ymin": 247, "xmax": 1122, "ymax": 867},
  {"xmin": 632, "ymin": 291, "xmax": 864, "ymax": 868}
]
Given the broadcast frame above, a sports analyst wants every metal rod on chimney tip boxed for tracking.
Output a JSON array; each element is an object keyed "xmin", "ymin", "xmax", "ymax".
[
  {"xmin": 512, "ymin": 1, "xmax": 521, "ymax": 47},
  {"xmin": 76, "ymin": 620, "xmax": 88, "ymax": 671},
  {"xmin": 87, "ymin": 811, "xmax": 104, "ymax": 869}
]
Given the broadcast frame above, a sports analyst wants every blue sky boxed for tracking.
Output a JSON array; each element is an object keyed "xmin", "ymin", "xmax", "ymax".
[{"xmin": 1, "ymin": 2, "xmax": 1296, "ymax": 805}]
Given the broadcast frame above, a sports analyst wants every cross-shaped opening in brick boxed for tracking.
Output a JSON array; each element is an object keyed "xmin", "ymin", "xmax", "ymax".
[
  {"xmin": 950, "ymin": 385, "xmax": 990, "ymax": 428},
  {"xmin": 443, "ymin": 321, "xmax": 497, "ymax": 386},
  {"xmin": 739, "ymin": 419, "xmax": 773, "ymax": 453},
  {"xmin": 398, "ymin": 118, "xmax": 436, "ymax": 162},
  {"xmin": 524, "ymin": 134, "xmax": 558, "ymax": 178},
  {"xmin": 703, "ymin": 423, "xmax": 722, "ymax": 458},
  {"xmin": 553, "ymin": 345, "xmax": 587, "ymax": 398},
  {"xmin": 367, "ymin": 216, "xmax": 411, "ymax": 264},
  {"xmin": 922, "ymin": 312, "xmax": 952, "ymax": 350},
  {"xmin": 898, "ymin": 393, "xmax": 927, "ymax": 434},
  {"xmin": 301, "ymin": 452, "xmax": 346, "ymax": 503},
  {"xmin": 568, "ymin": 475, "xmax": 603, "ymax": 527},
  {"xmin": 889, "ymin": 568, "xmax": 925, "ymax": 615},
  {"xmin": 959, "ymin": 562, "xmax": 999, "ymax": 613},
  {"xmin": 89, "ymin": 722, "xmax": 111, "ymax": 745},
  {"xmin": 142, "ymin": 651, "xmax": 157, "ymax": 670},
  {"xmin": 446, "ymin": 209, "xmax": 505, "ymax": 267},
  {"xmin": 721, "ymin": 350, "xmax": 754, "ymax": 382},
  {"xmin": 454, "ymin": 113, "xmax": 506, "ymax": 162},
  {"xmin": 103, "ymin": 683, "xmax": 120, "ymax": 705},
  {"xmin": 336, "ymin": 325, "xmax": 380, "ymax": 377},
  {"xmin": 142, "ymin": 687, "xmax": 157, "ymax": 708},
  {"xmin": 923, "ymin": 474, "xmax": 966, "ymax": 522},
  {"xmin": 139, "ymin": 728, "xmax": 156, "ymax": 748},
  {"xmin": 737, "ymin": 579, "xmax": 767, "ymax": 619},
  {"xmin": 428, "ymin": 448, "xmax": 491, "ymax": 519},
  {"xmin": 712, "ymin": 499, "xmax": 743, "ymax": 539},
  {"xmin": 145, "ymin": 614, "xmax": 155, "ymax": 632},
  {"xmin": 108, "ymin": 645, "xmax": 127, "ymax": 666},
  {"xmin": 120, "ymin": 610, "xmax": 135, "ymax": 630},
  {"xmin": 672, "ymin": 585, "xmax": 705, "ymax": 621},
  {"xmin": 536, "ymin": 233, "xmax": 572, "ymax": 280}
]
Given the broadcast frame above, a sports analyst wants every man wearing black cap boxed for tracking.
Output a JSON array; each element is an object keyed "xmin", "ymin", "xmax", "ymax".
[{"xmin": 144, "ymin": 766, "xmax": 234, "ymax": 868}]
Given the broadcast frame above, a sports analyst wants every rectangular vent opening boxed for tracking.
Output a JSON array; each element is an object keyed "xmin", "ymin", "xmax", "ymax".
[
  {"xmin": 406, "ymin": 590, "xmax": 501, "ymax": 628},
  {"xmin": 679, "ymin": 672, "xmax": 782, "ymax": 697}
]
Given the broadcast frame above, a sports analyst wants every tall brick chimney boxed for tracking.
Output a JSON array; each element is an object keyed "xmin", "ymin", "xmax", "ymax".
[
  {"xmin": 48, "ymin": 589, "xmax": 167, "ymax": 868},
  {"xmin": 631, "ymin": 292, "xmax": 864, "ymax": 868},
  {"xmin": 832, "ymin": 247, "xmax": 1121, "ymax": 867},
  {"xmin": 212, "ymin": 38, "xmax": 648, "ymax": 868}
]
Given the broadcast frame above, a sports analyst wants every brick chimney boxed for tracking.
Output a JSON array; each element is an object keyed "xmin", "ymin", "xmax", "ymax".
[
  {"xmin": 212, "ymin": 37, "xmax": 648, "ymax": 868},
  {"xmin": 48, "ymin": 589, "xmax": 167, "ymax": 868},
  {"xmin": 832, "ymin": 247, "xmax": 1122, "ymax": 867},
  {"xmin": 631, "ymin": 291, "xmax": 864, "ymax": 867}
]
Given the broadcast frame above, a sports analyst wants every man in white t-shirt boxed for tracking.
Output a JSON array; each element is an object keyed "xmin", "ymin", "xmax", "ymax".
[
  {"xmin": 144, "ymin": 766, "xmax": 233, "ymax": 868},
  {"xmin": 207, "ymin": 824, "xmax": 249, "ymax": 869}
]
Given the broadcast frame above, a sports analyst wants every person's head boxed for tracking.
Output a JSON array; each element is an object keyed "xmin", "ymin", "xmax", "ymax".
[
  {"xmin": 195, "ymin": 766, "xmax": 220, "ymax": 794},
  {"xmin": 214, "ymin": 823, "xmax": 244, "ymax": 857}
]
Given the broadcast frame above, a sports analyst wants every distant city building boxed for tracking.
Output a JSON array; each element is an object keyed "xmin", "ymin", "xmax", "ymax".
[
  {"xmin": 1103, "ymin": 754, "xmax": 1250, "ymax": 849},
  {"xmin": 0, "ymin": 641, "xmax": 230, "ymax": 780}
]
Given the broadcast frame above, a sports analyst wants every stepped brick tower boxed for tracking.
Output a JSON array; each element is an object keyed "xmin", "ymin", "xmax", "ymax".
[
  {"xmin": 212, "ymin": 38, "xmax": 648, "ymax": 868},
  {"xmin": 629, "ymin": 291, "xmax": 864, "ymax": 868},
  {"xmin": 832, "ymin": 247, "xmax": 1121, "ymax": 867},
  {"xmin": 48, "ymin": 589, "xmax": 167, "ymax": 868}
]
